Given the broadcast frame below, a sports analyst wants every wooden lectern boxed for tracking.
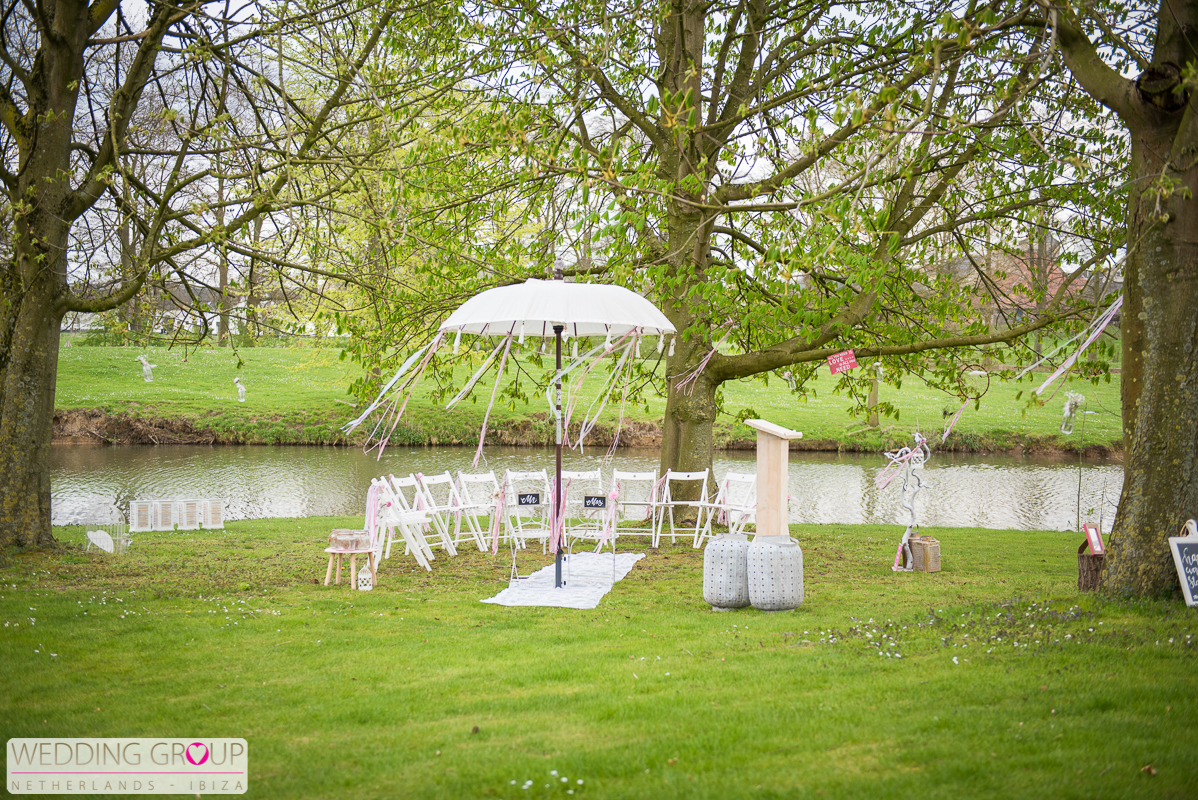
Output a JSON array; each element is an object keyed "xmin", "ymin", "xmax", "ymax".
[{"xmin": 745, "ymin": 419, "xmax": 803, "ymax": 538}]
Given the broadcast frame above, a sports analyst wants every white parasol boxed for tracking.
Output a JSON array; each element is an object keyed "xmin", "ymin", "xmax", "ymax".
[
  {"xmin": 440, "ymin": 278, "xmax": 675, "ymax": 339},
  {"xmin": 438, "ymin": 272, "xmax": 676, "ymax": 588}
]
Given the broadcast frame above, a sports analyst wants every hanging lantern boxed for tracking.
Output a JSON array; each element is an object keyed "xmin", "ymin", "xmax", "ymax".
[{"xmin": 356, "ymin": 563, "xmax": 374, "ymax": 591}]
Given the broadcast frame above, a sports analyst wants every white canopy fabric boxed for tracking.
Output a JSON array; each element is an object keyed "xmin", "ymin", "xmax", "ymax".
[{"xmin": 439, "ymin": 278, "xmax": 676, "ymax": 338}]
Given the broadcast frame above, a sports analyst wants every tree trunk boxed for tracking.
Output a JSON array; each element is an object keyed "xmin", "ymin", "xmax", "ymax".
[
  {"xmin": 1102, "ymin": 108, "xmax": 1198, "ymax": 596},
  {"xmin": 659, "ymin": 365, "xmax": 718, "ymax": 501},
  {"xmin": 117, "ymin": 221, "xmax": 141, "ymax": 340},
  {"xmin": 0, "ymin": 266, "xmax": 64, "ymax": 549}
]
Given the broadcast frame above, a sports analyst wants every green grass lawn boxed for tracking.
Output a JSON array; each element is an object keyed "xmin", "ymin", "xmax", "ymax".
[
  {"xmin": 55, "ymin": 340, "xmax": 1123, "ymax": 451},
  {"xmin": 2, "ymin": 520, "xmax": 1192, "ymax": 798}
]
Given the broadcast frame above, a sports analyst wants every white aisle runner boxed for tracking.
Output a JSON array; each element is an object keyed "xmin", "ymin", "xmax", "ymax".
[{"xmin": 481, "ymin": 552, "xmax": 646, "ymax": 609}]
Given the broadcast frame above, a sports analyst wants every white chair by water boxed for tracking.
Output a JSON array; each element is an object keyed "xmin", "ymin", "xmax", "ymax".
[
  {"xmin": 608, "ymin": 470, "xmax": 660, "ymax": 545},
  {"xmin": 373, "ymin": 476, "xmax": 435, "ymax": 571},
  {"xmin": 695, "ymin": 471, "xmax": 757, "ymax": 548},
  {"xmin": 389, "ymin": 474, "xmax": 457, "ymax": 557},
  {"xmin": 656, "ymin": 469, "xmax": 711, "ymax": 547},
  {"xmin": 419, "ymin": 472, "xmax": 484, "ymax": 552},
  {"xmin": 560, "ymin": 469, "xmax": 606, "ymax": 550},
  {"xmin": 503, "ymin": 469, "xmax": 554, "ymax": 552},
  {"xmin": 457, "ymin": 471, "xmax": 502, "ymax": 550}
]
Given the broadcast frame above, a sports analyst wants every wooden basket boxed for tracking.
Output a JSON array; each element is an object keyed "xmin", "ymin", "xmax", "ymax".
[
  {"xmin": 1077, "ymin": 540, "xmax": 1104, "ymax": 591},
  {"xmin": 910, "ymin": 536, "xmax": 941, "ymax": 573}
]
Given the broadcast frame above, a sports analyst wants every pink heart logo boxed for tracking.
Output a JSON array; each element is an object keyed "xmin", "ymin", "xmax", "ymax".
[{"xmin": 185, "ymin": 743, "xmax": 209, "ymax": 766}]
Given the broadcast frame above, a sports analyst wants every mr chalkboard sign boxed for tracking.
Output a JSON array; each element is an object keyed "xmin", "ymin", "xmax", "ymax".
[
  {"xmin": 1168, "ymin": 519, "xmax": 1198, "ymax": 607},
  {"xmin": 517, "ymin": 493, "xmax": 541, "ymax": 506}
]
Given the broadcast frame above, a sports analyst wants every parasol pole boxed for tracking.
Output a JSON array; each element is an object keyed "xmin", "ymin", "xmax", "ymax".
[
  {"xmin": 554, "ymin": 322, "xmax": 564, "ymax": 587},
  {"xmin": 554, "ymin": 261, "xmax": 565, "ymax": 588}
]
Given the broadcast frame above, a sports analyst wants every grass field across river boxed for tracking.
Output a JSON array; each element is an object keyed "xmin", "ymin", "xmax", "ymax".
[
  {"xmin": 1, "ymin": 519, "xmax": 1193, "ymax": 798},
  {"xmin": 54, "ymin": 341, "xmax": 1123, "ymax": 452}
]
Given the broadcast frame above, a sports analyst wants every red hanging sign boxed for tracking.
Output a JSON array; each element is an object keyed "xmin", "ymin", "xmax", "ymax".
[{"xmin": 827, "ymin": 349, "xmax": 859, "ymax": 375}]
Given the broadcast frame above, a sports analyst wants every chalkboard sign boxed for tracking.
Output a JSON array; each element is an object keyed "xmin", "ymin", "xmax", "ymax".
[
  {"xmin": 1169, "ymin": 520, "xmax": 1198, "ymax": 607},
  {"xmin": 517, "ymin": 493, "xmax": 541, "ymax": 506},
  {"xmin": 583, "ymin": 495, "xmax": 607, "ymax": 509}
]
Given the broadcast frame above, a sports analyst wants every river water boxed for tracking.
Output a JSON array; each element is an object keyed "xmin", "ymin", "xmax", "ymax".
[{"xmin": 50, "ymin": 444, "xmax": 1124, "ymax": 532}]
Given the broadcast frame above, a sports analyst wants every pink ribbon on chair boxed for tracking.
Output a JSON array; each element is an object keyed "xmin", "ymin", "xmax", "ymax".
[
  {"xmin": 648, "ymin": 474, "xmax": 668, "ymax": 521},
  {"xmin": 600, "ymin": 486, "xmax": 620, "ymax": 548},
  {"xmin": 489, "ymin": 484, "xmax": 506, "ymax": 555},
  {"xmin": 413, "ymin": 473, "xmax": 430, "ymax": 533},
  {"xmin": 364, "ymin": 484, "xmax": 381, "ymax": 548},
  {"xmin": 717, "ymin": 476, "xmax": 731, "ymax": 526}
]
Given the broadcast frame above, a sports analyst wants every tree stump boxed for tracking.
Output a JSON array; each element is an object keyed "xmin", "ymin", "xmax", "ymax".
[{"xmin": 1078, "ymin": 540, "xmax": 1105, "ymax": 592}]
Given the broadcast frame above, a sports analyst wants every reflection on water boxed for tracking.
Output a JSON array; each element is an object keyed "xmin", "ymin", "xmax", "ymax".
[{"xmin": 51, "ymin": 444, "xmax": 1124, "ymax": 532}]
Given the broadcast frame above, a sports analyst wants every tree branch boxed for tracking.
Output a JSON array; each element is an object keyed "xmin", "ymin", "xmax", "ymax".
[{"xmin": 1051, "ymin": 5, "xmax": 1139, "ymax": 123}]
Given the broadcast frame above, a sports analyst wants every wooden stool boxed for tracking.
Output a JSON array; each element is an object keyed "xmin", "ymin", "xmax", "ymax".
[{"xmin": 324, "ymin": 529, "xmax": 376, "ymax": 588}]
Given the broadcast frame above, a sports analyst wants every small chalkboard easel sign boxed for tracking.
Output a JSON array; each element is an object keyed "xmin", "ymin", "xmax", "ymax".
[{"xmin": 1168, "ymin": 519, "xmax": 1198, "ymax": 607}]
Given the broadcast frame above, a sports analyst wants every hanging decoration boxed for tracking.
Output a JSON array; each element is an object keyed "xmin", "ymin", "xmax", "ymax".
[
  {"xmin": 1013, "ymin": 297, "xmax": 1123, "ymax": 396},
  {"xmin": 1060, "ymin": 391, "xmax": 1085, "ymax": 435}
]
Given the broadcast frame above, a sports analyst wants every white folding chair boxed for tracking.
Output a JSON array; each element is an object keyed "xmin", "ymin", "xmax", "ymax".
[
  {"xmin": 695, "ymin": 471, "xmax": 757, "ymax": 548},
  {"xmin": 656, "ymin": 469, "xmax": 711, "ymax": 547},
  {"xmin": 372, "ymin": 477, "xmax": 435, "ymax": 571},
  {"xmin": 457, "ymin": 471, "xmax": 502, "ymax": 550},
  {"xmin": 389, "ymin": 474, "xmax": 457, "ymax": 557},
  {"xmin": 609, "ymin": 470, "xmax": 660, "ymax": 545},
  {"xmin": 560, "ymin": 469, "xmax": 606, "ymax": 551},
  {"xmin": 503, "ymin": 469, "xmax": 553, "ymax": 552},
  {"xmin": 418, "ymin": 472, "xmax": 483, "ymax": 552}
]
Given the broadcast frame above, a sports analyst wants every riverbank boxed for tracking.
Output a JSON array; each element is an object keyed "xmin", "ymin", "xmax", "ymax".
[
  {"xmin": 53, "ymin": 343, "xmax": 1124, "ymax": 455},
  {"xmin": 52, "ymin": 405, "xmax": 1122, "ymax": 457},
  {"xmin": 2, "ymin": 519, "xmax": 1192, "ymax": 798}
]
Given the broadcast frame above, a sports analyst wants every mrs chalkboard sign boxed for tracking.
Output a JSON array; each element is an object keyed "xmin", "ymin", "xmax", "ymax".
[{"xmin": 1168, "ymin": 519, "xmax": 1198, "ymax": 607}]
